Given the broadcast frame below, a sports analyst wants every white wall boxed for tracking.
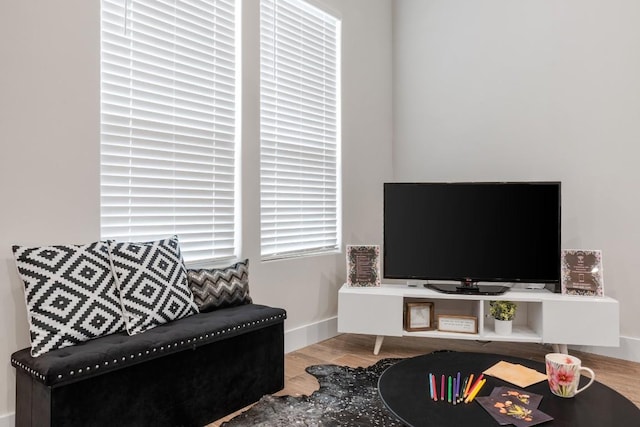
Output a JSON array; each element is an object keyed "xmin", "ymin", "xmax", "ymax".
[
  {"xmin": 0, "ymin": 0, "xmax": 393, "ymax": 419},
  {"xmin": 0, "ymin": 0, "xmax": 101, "ymax": 420},
  {"xmin": 393, "ymin": 0, "xmax": 640, "ymax": 359}
]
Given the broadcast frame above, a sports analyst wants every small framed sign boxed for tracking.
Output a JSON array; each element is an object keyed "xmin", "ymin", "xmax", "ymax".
[
  {"xmin": 404, "ymin": 302, "xmax": 434, "ymax": 331},
  {"xmin": 561, "ymin": 249, "xmax": 604, "ymax": 296},
  {"xmin": 346, "ymin": 245, "xmax": 381, "ymax": 287},
  {"xmin": 437, "ymin": 315, "xmax": 478, "ymax": 334}
]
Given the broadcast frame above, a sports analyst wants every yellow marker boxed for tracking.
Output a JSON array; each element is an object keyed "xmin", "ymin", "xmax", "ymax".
[{"xmin": 465, "ymin": 378, "xmax": 486, "ymax": 403}]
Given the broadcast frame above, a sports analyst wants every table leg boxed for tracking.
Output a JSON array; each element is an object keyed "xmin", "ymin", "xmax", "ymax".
[{"xmin": 374, "ymin": 335, "xmax": 384, "ymax": 355}]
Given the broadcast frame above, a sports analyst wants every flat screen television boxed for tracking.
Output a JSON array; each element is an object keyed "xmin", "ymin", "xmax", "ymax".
[{"xmin": 383, "ymin": 182, "xmax": 561, "ymax": 294}]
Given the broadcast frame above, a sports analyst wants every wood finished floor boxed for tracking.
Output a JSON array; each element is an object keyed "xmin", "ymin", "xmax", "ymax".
[{"xmin": 212, "ymin": 334, "xmax": 640, "ymax": 425}]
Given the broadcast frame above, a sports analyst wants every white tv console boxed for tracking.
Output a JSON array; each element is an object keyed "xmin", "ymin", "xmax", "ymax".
[{"xmin": 337, "ymin": 284, "xmax": 619, "ymax": 355}]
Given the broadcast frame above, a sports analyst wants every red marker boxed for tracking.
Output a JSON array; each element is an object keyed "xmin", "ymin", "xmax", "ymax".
[
  {"xmin": 432, "ymin": 374, "xmax": 438, "ymax": 401},
  {"xmin": 467, "ymin": 373, "xmax": 484, "ymax": 397}
]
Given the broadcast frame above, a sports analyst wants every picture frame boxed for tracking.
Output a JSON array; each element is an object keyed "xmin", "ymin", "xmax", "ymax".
[
  {"xmin": 346, "ymin": 245, "xmax": 381, "ymax": 287},
  {"xmin": 561, "ymin": 249, "xmax": 604, "ymax": 296},
  {"xmin": 404, "ymin": 302, "xmax": 435, "ymax": 331},
  {"xmin": 437, "ymin": 315, "xmax": 478, "ymax": 334}
]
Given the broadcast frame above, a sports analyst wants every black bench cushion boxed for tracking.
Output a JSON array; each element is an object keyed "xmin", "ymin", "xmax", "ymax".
[{"xmin": 11, "ymin": 304, "xmax": 286, "ymax": 387}]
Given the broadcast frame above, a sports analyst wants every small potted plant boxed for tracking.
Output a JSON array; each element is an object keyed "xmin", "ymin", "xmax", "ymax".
[{"xmin": 489, "ymin": 300, "xmax": 517, "ymax": 335}]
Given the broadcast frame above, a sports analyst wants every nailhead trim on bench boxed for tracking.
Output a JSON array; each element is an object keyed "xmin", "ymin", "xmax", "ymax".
[
  {"xmin": 11, "ymin": 313, "xmax": 286, "ymax": 384},
  {"xmin": 11, "ymin": 360, "xmax": 47, "ymax": 382}
]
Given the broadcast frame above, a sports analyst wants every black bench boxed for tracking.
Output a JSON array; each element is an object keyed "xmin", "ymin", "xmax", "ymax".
[{"xmin": 11, "ymin": 304, "xmax": 286, "ymax": 427}]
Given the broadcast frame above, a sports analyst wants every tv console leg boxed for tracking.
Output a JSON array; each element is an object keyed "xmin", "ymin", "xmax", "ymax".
[
  {"xmin": 374, "ymin": 336, "xmax": 384, "ymax": 355},
  {"xmin": 552, "ymin": 344, "xmax": 569, "ymax": 354}
]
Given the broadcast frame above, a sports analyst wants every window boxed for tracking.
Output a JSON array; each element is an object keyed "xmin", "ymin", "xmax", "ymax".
[
  {"xmin": 100, "ymin": 0, "xmax": 237, "ymax": 263},
  {"xmin": 260, "ymin": 0, "xmax": 341, "ymax": 259}
]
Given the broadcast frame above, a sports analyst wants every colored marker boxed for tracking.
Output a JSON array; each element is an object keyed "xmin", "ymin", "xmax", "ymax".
[
  {"xmin": 432, "ymin": 374, "xmax": 438, "ymax": 401},
  {"xmin": 448, "ymin": 376, "xmax": 452, "ymax": 403},
  {"xmin": 456, "ymin": 372, "xmax": 461, "ymax": 400},
  {"xmin": 429, "ymin": 373, "xmax": 434, "ymax": 399},
  {"xmin": 464, "ymin": 374, "xmax": 474, "ymax": 398},
  {"xmin": 441, "ymin": 375, "xmax": 445, "ymax": 401},
  {"xmin": 459, "ymin": 376, "xmax": 468, "ymax": 403},
  {"xmin": 468, "ymin": 373, "xmax": 484, "ymax": 397},
  {"xmin": 452, "ymin": 377, "xmax": 456, "ymax": 405},
  {"xmin": 465, "ymin": 376, "xmax": 485, "ymax": 403},
  {"xmin": 465, "ymin": 378, "xmax": 486, "ymax": 403}
]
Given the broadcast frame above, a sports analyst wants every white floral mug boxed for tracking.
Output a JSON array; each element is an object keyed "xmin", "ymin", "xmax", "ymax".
[{"xmin": 545, "ymin": 353, "xmax": 595, "ymax": 398}]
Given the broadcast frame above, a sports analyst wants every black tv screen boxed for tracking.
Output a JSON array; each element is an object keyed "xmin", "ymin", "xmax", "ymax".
[{"xmin": 383, "ymin": 182, "xmax": 561, "ymax": 290}]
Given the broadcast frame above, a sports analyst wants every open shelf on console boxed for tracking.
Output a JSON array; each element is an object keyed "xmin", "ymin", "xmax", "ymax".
[
  {"xmin": 481, "ymin": 325, "xmax": 541, "ymax": 342},
  {"xmin": 401, "ymin": 294, "xmax": 543, "ymax": 342},
  {"xmin": 403, "ymin": 296, "xmax": 480, "ymax": 336}
]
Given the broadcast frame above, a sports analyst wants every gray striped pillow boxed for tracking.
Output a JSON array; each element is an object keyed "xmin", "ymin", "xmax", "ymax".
[{"xmin": 187, "ymin": 259, "xmax": 252, "ymax": 312}]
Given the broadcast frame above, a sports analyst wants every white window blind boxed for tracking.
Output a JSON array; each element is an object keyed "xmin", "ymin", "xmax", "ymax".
[
  {"xmin": 100, "ymin": 0, "xmax": 237, "ymax": 263},
  {"xmin": 260, "ymin": 0, "xmax": 341, "ymax": 259}
]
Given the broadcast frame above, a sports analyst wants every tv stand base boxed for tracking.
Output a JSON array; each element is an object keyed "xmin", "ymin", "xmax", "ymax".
[{"xmin": 338, "ymin": 284, "xmax": 619, "ymax": 357}]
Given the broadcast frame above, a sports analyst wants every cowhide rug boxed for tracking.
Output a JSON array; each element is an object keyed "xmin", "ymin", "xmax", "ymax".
[{"xmin": 222, "ymin": 358, "xmax": 405, "ymax": 426}]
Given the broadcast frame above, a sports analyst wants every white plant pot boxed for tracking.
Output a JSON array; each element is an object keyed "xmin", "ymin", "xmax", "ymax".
[{"xmin": 494, "ymin": 319, "xmax": 513, "ymax": 335}]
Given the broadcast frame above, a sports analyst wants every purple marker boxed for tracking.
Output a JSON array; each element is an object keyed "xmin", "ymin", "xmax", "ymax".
[{"xmin": 452, "ymin": 377, "xmax": 457, "ymax": 405}]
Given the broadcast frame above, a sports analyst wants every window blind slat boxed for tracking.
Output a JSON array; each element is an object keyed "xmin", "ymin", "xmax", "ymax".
[
  {"xmin": 260, "ymin": 0, "xmax": 340, "ymax": 260},
  {"xmin": 100, "ymin": 0, "xmax": 237, "ymax": 263}
]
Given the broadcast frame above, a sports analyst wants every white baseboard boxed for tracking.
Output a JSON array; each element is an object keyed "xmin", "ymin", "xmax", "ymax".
[
  {"xmin": 284, "ymin": 316, "xmax": 339, "ymax": 353},
  {"xmin": 0, "ymin": 412, "xmax": 14, "ymax": 427},
  {"xmin": 572, "ymin": 335, "xmax": 640, "ymax": 363}
]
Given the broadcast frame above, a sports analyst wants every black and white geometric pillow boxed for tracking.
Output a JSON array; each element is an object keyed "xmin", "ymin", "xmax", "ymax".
[
  {"xmin": 108, "ymin": 236, "xmax": 198, "ymax": 335},
  {"xmin": 187, "ymin": 259, "xmax": 252, "ymax": 312},
  {"xmin": 12, "ymin": 241, "xmax": 126, "ymax": 357}
]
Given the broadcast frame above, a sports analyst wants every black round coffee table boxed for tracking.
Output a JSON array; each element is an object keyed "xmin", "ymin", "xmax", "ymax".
[{"xmin": 378, "ymin": 351, "xmax": 640, "ymax": 426}]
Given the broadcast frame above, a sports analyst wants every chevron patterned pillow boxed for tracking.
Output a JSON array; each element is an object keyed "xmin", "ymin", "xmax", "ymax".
[
  {"xmin": 108, "ymin": 236, "xmax": 198, "ymax": 335},
  {"xmin": 13, "ymin": 241, "xmax": 126, "ymax": 357},
  {"xmin": 187, "ymin": 259, "xmax": 252, "ymax": 312}
]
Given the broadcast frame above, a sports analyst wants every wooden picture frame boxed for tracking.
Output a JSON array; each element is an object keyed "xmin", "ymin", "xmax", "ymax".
[
  {"xmin": 437, "ymin": 314, "xmax": 478, "ymax": 334},
  {"xmin": 404, "ymin": 302, "xmax": 434, "ymax": 331}
]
